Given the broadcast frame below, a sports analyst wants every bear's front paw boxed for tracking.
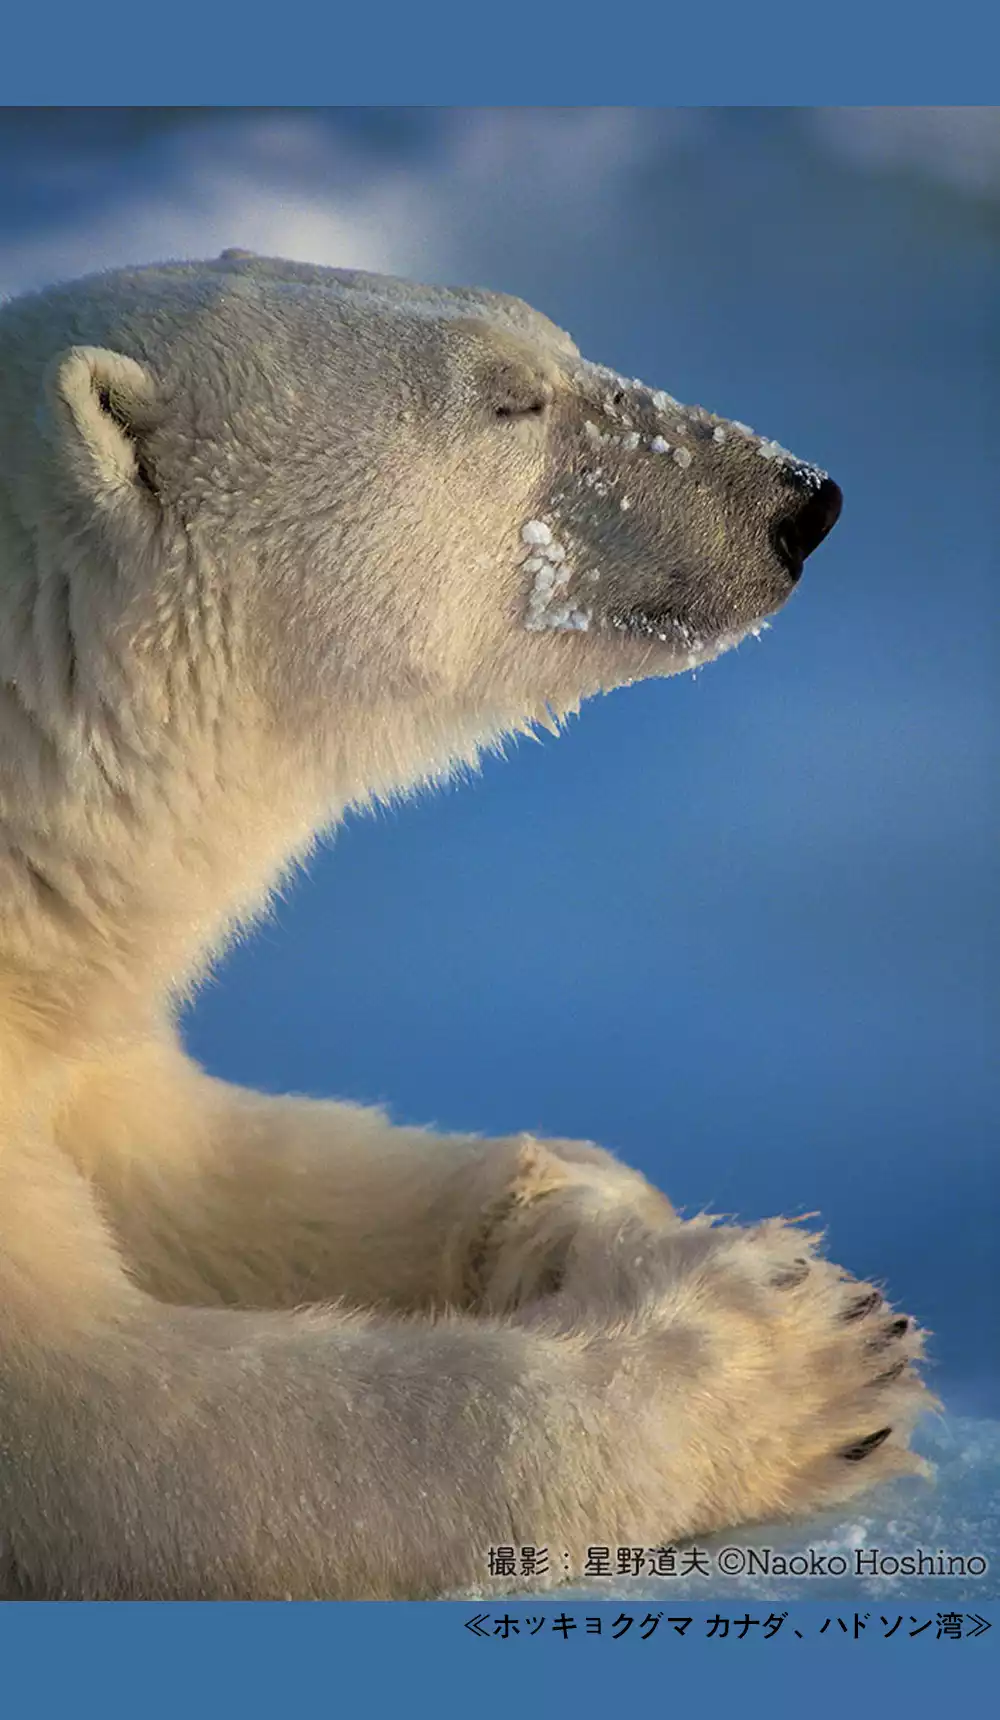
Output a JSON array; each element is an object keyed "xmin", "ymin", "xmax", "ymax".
[{"xmin": 627, "ymin": 1214, "xmax": 936, "ymax": 1530}]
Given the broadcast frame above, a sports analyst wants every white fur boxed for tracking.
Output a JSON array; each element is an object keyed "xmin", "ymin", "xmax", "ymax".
[{"xmin": 0, "ymin": 255, "xmax": 930, "ymax": 1599}]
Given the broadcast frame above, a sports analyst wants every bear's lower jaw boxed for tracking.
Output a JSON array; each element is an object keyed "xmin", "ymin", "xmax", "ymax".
[{"xmin": 589, "ymin": 609, "xmax": 774, "ymax": 684}]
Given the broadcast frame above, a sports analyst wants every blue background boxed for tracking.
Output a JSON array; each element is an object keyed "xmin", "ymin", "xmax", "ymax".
[{"xmin": 0, "ymin": 100, "xmax": 995, "ymax": 1702}]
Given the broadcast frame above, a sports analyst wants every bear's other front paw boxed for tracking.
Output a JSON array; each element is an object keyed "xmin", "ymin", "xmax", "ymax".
[{"xmin": 456, "ymin": 1132, "xmax": 677, "ymax": 1315}]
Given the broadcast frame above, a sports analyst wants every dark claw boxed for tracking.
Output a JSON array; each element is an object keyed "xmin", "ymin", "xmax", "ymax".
[
  {"xmin": 771, "ymin": 1260, "xmax": 810, "ymax": 1289},
  {"xmin": 868, "ymin": 1316, "xmax": 911, "ymax": 1352},
  {"xmin": 842, "ymin": 1289, "xmax": 882, "ymax": 1322},
  {"xmin": 871, "ymin": 1358, "xmax": 907, "ymax": 1386},
  {"xmin": 843, "ymin": 1426, "xmax": 892, "ymax": 1463}
]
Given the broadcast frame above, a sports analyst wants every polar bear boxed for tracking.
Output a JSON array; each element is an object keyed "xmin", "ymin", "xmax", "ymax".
[{"xmin": 0, "ymin": 252, "xmax": 930, "ymax": 1600}]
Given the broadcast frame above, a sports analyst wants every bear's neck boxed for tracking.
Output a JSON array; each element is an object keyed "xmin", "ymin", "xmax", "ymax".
[
  {"xmin": 0, "ymin": 685, "xmax": 537, "ymax": 1069},
  {"xmin": 0, "ymin": 717, "xmax": 335, "ymax": 1064}
]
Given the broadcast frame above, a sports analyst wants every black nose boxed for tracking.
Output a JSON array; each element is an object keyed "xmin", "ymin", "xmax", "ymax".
[{"xmin": 772, "ymin": 478, "xmax": 843, "ymax": 581}]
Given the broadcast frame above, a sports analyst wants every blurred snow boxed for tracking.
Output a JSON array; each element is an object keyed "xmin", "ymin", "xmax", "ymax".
[
  {"xmin": 0, "ymin": 108, "xmax": 666, "ymax": 299},
  {"xmin": 549, "ymin": 1415, "xmax": 1000, "ymax": 1603},
  {"xmin": 809, "ymin": 106, "xmax": 1000, "ymax": 202},
  {"xmin": 0, "ymin": 116, "xmax": 424, "ymax": 297}
]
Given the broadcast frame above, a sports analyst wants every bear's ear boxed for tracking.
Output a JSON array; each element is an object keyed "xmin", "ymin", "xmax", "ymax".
[{"xmin": 43, "ymin": 346, "xmax": 160, "ymax": 503}]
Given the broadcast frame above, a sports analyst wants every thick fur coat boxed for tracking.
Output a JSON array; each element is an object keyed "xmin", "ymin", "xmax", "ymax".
[{"xmin": 0, "ymin": 253, "xmax": 930, "ymax": 1599}]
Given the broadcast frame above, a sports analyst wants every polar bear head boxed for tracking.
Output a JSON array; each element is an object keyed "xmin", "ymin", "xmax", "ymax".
[{"xmin": 0, "ymin": 254, "xmax": 840, "ymax": 1016}]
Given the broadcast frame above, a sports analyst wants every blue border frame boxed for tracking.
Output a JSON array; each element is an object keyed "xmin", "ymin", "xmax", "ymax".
[
  {"xmin": 1, "ymin": 1599, "xmax": 995, "ymax": 1710},
  {"xmin": 1, "ymin": 10, "xmax": 995, "ymax": 1706},
  {"xmin": 1, "ymin": 4, "xmax": 995, "ymax": 104}
]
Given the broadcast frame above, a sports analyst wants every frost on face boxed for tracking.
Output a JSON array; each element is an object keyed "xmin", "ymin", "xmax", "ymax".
[
  {"xmin": 753, "ymin": 436, "xmax": 825, "ymax": 487},
  {"xmin": 577, "ymin": 360, "xmax": 828, "ymax": 490},
  {"xmin": 521, "ymin": 522, "xmax": 591, "ymax": 633},
  {"xmin": 519, "ymin": 357, "xmax": 832, "ymax": 648}
]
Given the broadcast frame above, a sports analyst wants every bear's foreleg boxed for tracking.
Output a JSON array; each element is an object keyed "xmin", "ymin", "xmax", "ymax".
[
  {"xmin": 57, "ymin": 1033, "xmax": 676, "ymax": 1315},
  {"xmin": 0, "ymin": 1124, "xmax": 932, "ymax": 1599}
]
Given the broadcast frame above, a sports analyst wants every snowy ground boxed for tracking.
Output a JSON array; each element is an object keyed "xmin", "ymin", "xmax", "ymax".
[{"xmin": 515, "ymin": 1416, "xmax": 998, "ymax": 1604}]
